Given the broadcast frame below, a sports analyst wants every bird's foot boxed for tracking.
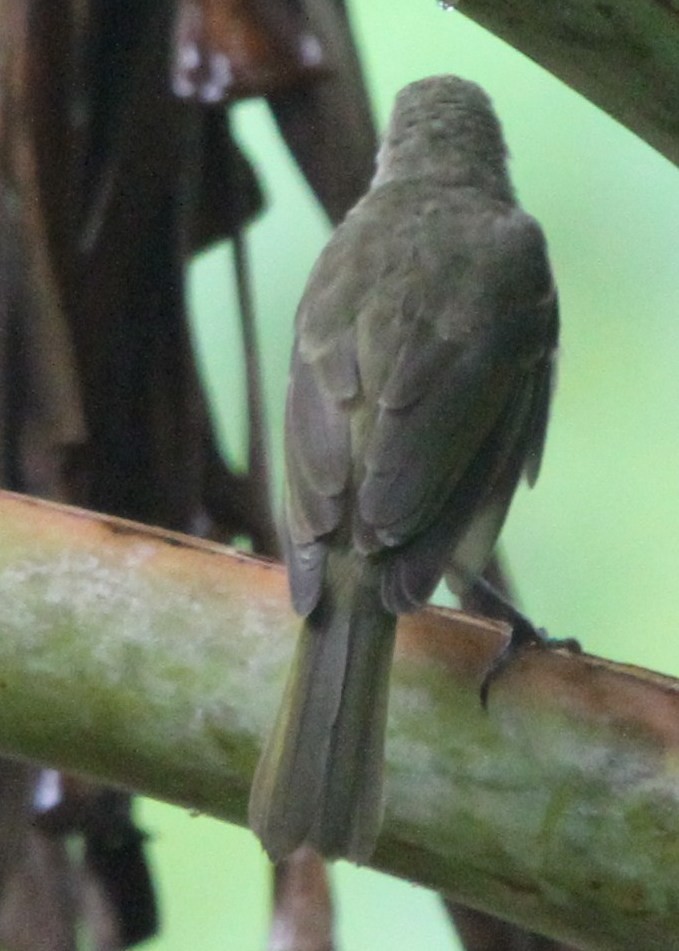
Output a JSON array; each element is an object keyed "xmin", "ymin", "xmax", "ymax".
[{"xmin": 480, "ymin": 616, "xmax": 580, "ymax": 707}]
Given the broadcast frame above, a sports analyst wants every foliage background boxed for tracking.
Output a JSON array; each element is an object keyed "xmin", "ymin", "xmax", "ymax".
[{"xmin": 139, "ymin": 1, "xmax": 679, "ymax": 947}]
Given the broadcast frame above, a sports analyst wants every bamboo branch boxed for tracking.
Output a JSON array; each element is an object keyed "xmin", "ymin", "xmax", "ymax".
[
  {"xmin": 0, "ymin": 490, "xmax": 677, "ymax": 949},
  {"xmin": 458, "ymin": 0, "xmax": 679, "ymax": 168}
]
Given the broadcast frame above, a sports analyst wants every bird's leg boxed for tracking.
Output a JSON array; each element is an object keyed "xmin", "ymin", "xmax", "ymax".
[{"xmin": 455, "ymin": 560, "xmax": 580, "ymax": 706}]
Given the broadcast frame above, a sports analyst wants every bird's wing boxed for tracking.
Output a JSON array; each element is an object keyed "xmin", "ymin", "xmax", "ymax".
[
  {"xmin": 284, "ymin": 205, "xmax": 381, "ymax": 613},
  {"xmin": 356, "ymin": 205, "xmax": 558, "ymax": 608}
]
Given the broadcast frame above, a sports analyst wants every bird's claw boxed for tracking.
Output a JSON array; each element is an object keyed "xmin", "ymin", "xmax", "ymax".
[{"xmin": 480, "ymin": 620, "xmax": 581, "ymax": 708}]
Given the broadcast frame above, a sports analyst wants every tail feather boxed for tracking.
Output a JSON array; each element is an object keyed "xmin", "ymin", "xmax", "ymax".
[
  {"xmin": 310, "ymin": 604, "xmax": 395, "ymax": 858},
  {"xmin": 249, "ymin": 555, "xmax": 396, "ymax": 862}
]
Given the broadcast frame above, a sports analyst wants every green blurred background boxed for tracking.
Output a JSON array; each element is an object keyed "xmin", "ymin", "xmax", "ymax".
[{"xmin": 140, "ymin": 2, "xmax": 679, "ymax": 947}]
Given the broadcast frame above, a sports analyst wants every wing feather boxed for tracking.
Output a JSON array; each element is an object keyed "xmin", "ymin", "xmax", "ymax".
[
  {"xmin": 369, "ymin": 211, "xmax": 557, "ymax": 611},
  {"xmin": 284, "ymin": 182, "xmax": 558, "ymax": 616},
  {"xmin": 381, "ymin": 372, "xmax": 534, "ymax": 611}
]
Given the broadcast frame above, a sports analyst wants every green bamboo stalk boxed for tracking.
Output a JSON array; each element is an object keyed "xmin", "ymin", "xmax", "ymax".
[
  {"xmin": 0, "ymin": 489, "xmax": 677, "ymax": 949},
  {"xmin": 457, "ymin": 0, "xmax": 679, "ymax": 168}
]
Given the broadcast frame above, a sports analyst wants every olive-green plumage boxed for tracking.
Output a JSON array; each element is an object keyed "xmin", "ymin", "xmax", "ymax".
[{"xmin": 249, "ymin": 75, "xmax": 558, "ymax": 862}]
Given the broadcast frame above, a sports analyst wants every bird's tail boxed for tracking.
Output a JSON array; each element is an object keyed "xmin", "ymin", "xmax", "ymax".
[{"xmin": 248, "ymin": 553, "xmax": 396, "ymax": 862}]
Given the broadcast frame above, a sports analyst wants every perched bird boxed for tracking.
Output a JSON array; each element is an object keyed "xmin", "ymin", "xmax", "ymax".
[{"xmin": 249, "ymin": 74, "xmax": 558, "ymax": 863}]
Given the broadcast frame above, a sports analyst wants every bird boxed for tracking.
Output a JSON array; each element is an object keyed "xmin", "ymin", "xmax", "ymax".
[{"xmin": 249, "ymin": 74, "xmax": 559, "ymax": 863}]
